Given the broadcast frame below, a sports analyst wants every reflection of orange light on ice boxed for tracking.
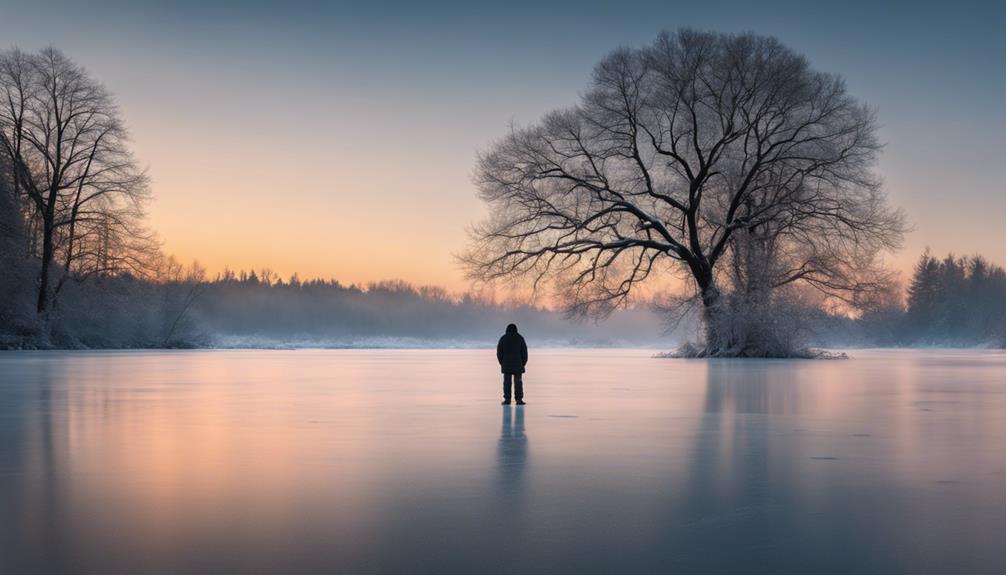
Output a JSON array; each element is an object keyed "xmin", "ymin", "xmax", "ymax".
[
  {"xmin": 10, "ymin": 349, "xmax": 1006, "ymax": 566},
  {"xmin": 20, "ymin": 352, "xmax": 380, "ymax": 548}
]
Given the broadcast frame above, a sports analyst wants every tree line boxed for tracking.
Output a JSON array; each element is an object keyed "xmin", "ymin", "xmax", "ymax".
[
  {"xmin": 810, "ymin": 252, "xmax": 1005, "ymax": 349},
  {"xmin": 186, "ymin": 273, "xmax": 666, "ymax": 347},
  {"xmin": 892, "ymin": 253, "xmax": 1005, "ymax": 346},
  {"xmin": 905, "ymin": 253, "xmax": 1006, "ymax": 344}
]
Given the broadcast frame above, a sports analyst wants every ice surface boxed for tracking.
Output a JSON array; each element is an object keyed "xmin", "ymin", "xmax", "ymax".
[{"xmin": 0, "ymin": 349, "xmax": 1005, "ymax": 574}]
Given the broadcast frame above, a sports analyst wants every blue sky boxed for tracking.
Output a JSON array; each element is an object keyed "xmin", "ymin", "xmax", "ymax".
[{"xmin": 1, "ymin": 0, "xmax": 1003, "ymax": 286}]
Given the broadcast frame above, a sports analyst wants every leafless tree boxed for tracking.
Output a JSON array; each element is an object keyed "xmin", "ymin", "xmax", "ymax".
[
  {"xmin": 0, "ymin": 151, "xmax": 36, "ymax": 337},
  {"xmin": 463, "ymin": 29, "xmax": 904, "ymax": 356},
  {"xmin": 156, "ymin": 257, "xmax": 207, "ymax": 346},
  {"xmin": 0, "ymin": 47, "xmax": 154, "ymax": 316}
]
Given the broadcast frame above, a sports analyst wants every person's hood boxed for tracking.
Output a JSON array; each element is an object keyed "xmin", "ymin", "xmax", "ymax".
[{"xmin": 505, "ymin": 323, "xmax": 518, "ymax": 334}]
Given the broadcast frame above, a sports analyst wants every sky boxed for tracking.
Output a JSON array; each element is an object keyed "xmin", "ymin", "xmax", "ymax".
[{"xmin": 1, "ymin": 0, "xmax": 1003, "ymax": 290}]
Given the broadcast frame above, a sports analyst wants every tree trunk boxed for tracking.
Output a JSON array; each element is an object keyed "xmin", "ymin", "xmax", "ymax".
[
  {"xmin": 699, "ymin": 283, "xmax": 727, "ymax": 356},
  {"xmin": 692, "ymin": 259, "xmax": 731, "ymax": 357},
  {"xmin": 36, "ymin": 223, "xmax": 52, "ymax": 315}
]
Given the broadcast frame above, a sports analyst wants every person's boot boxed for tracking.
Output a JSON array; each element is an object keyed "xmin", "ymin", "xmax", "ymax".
[
  {"xmin": 516, "ymin": 399, "xmax": 526, "ymax": 405},
  {"xmin": 501, "ymin": 399, "xmax": 511, "ymax": 405}
]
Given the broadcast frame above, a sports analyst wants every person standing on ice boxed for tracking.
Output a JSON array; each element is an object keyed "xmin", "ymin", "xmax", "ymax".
[{"xmin": 497, "ymin": 323, "xmax": 528, "ymax": 405}]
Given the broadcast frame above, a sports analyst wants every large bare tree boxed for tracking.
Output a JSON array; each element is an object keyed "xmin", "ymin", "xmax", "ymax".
[
  {"xmin": 463, "ymin": 30, "xmax": 904, "ymax": 355},
  {"xmin": 0, "ymin": 48, "xmax": 153, "ymax": 316}
]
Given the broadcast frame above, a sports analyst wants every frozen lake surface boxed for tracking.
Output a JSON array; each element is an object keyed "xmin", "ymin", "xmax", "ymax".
[{"xmin": 1, "ymin": 349, "xmax": 1005, "ymax": 574}]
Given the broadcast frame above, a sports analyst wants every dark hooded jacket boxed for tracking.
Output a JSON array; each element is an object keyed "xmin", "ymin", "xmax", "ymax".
[{"xmin": 496, "ymin": 324, "xmax": 528, "ymax": 374}]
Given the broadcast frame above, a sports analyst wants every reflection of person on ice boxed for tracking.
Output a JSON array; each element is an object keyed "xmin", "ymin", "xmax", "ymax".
[{"xmin": 497, "ymin": 323, "xmax": 528, "ymax": 405}]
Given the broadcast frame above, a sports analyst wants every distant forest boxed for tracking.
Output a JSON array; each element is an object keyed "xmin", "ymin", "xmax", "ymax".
[
  {"xmin": 850, "ymin": 253, "xmax": 1006, "ymax": 348},
  {"xmin": 2, "ymin": 244, "xmax": 1005, "ymax": 350},
  {"xmin": 0, "ymin": 256, "xmax": 669, "ymax": 349}
]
